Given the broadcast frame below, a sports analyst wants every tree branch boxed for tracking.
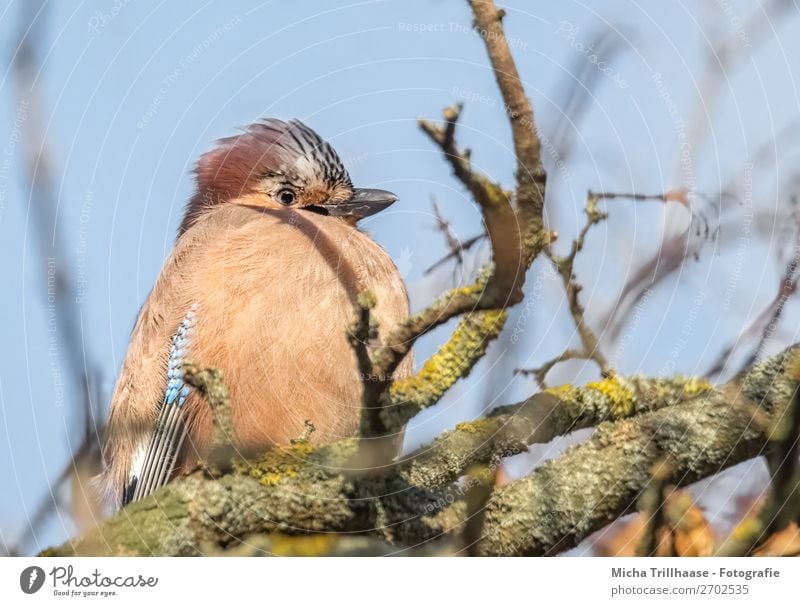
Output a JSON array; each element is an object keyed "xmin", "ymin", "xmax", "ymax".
[
  {"xmin": 517, "ymin": 193, "xmax": 610, "ymax": 383},
  {"xmin": 478, "ymin": 347, "xmax": 798, "ymax": 555},
  {"xmin": 46, "ymin": 357, "xmax": 748, "ymax": 557},
  {"xmin": 364, "ymin": 0, "xmax": 550, "ymax": 436}
]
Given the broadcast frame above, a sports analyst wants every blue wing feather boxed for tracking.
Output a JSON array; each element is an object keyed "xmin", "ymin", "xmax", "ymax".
[{"xmin": 123, "ymin": 305, "xmax": 197, "ymax": 505}]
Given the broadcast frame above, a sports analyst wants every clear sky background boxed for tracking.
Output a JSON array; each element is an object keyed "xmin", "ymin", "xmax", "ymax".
[{"xmin": 1, "ymin": 0, "xmax": 799, "ymax": 554}]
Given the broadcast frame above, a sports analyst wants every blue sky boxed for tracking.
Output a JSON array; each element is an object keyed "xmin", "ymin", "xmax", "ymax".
[{"xmin": 1, "ymin": 0, "xmax": 799, "ymax": 553}]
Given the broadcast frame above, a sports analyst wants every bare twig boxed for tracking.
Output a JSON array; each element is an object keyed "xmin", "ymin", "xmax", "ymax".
[
  {"xmin": 424, "ymin": 232, "xmax": 486, "ymax": 276},
  {"xmin": 591, "ymin": 190, "xmax": 688, "ymax": 205},
  {"xmin": 516, "ymin": 193, "xmax": 610, "ymax": 384},
  {"xmin": 519, "ymin": 189, "xmax": 697, "ymax": 384},
  {"xmin": 706, "ymin": 215, "xmax": 800, "ymax": 378},
  {"xmin": 430, "ymin": 198, "xmax": 465, "ymax": 270},
  {"xmin": 10, "ymin": 0, "xmax": 105, "ymax": 551},
  {"xmin": 425, "ymin": 197, "xmax": 487, "ymax": 282},
  {"xmin": 515, "ymin": 348, "xmax": 587, "ymax": 385}
]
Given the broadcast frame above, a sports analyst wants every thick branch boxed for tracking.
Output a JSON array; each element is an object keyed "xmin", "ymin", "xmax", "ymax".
[
  {"xmin": 44, "ymin": 439, "xmax": 465, "ymax": 556},
  {"xmin": 45, "ymin": 370, "xmax": 722, "ymax": 556},
  {"xmin": 478, "ymin": 348, "xmax": 797, "ymax": 555},
  {"xmin": 400, "ymin": 374, "xmax": 713, "ymax": 489},
  {"xmin": 715, "ymin": 355, "xmax": 800, "ymax": 555},
  {"xmin": 469, "ymin": 0, "xmax": 545, "ymax": 204}
]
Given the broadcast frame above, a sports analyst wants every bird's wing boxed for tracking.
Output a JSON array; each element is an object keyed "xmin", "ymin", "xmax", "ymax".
[{"xmin": 123, "ymin": 306, "xmax": 197, "ymax": 505}]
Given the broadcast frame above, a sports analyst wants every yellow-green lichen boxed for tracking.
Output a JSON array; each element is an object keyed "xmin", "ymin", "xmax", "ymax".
[
  {"xmin": 675, "ymin": 376, "xmax": 713, "ymax": 397},
  {"xmin": 455, "ymin": 418, "xmax": 500, "ymax": 435},
  {"xmin": 441, "ymin": 282, "xmax": 485, "ymax": 301},
  {"xmin": 285, "ymin": 441, "xmax": 315, "ymax": 457},
  {"xmin": 234, "ymin": 439, "xmax": 358, "ymax": 488},
  {"xmin": 545, "ymin": 383, "xmax": 575, "ymax": 397},
  {"xmin": 235, "ymin": 442, "xmax": 316, "ymax": 487},
  {"xmin": 388, "ymin": 309, "xmax": 507, "ymax": 423},
  {"xmin": 586, "ymin": 375, "xmax": 634, "ymax": 417},
  {"xmin": 476, "ymin": 177, "xmax": 510, "ymax": 209},
  {"xmin": 356, "ymin": 290, "xmax": 377, "ymax": 310},
  {"xmin": 268, "ymin": 533, "xmax": 338, "ymax": 556}
]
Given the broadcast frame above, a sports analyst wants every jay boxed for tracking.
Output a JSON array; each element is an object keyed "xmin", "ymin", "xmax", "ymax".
[{"xmin": 100, "ymin": 119, "xmax": 410, "ymax": 509}]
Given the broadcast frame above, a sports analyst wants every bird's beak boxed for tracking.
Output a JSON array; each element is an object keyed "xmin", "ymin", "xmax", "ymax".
[{"xmin": 312, "ymin": 188, "xmax": 398, "ymax": 219}]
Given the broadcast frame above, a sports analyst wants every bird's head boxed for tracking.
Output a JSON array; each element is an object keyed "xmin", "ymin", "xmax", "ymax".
[{"xmin": 182, "ymin": 119, "xmax": 397, "ymax": 234}]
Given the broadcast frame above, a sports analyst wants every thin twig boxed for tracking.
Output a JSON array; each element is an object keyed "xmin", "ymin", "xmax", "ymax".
[
  {"xmin": 706, "ymin": 215, "xmax": 800, "ymax": 378},
  {"xmin": 516, "ymin": 193, "xmax": 610, "ymax": 384},
  {"xmin": 424, "ymin": 233, "xmax": 486, "ymax": 276},
  {"xmin": 515, "ymin": 348, "xmax": 586, "ymax": 385},
  {"xmin": 430, "ymin": 197, "xmax": 465, "ymax": 271},
  {"xmin": 11, "ymin": 0, "xmax": 105, "ymax": 551}
]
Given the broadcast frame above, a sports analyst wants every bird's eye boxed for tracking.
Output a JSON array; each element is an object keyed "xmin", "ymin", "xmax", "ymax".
[{"xmin": 277, "ymin": 189, "xmax": 297, "ymax": 206}]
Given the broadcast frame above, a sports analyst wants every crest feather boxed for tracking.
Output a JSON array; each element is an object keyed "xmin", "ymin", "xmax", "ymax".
[{"xmin": 180, "ymin": 119, "xmax": 351, "ymax": 235}]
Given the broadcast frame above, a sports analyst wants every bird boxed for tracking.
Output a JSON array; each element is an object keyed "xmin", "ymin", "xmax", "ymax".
[{"xmin": 100, "ymin": 119, "xmax": 411, "ymax": 509}]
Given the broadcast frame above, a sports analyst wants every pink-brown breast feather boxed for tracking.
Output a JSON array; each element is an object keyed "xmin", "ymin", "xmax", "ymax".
[
  {"xmin": 182, "ymin": 203, "xmax": 411, "ymax": 459},
  {"xmin": 102, "ymin": 201, "xmax": 411, "ymax": 501}
]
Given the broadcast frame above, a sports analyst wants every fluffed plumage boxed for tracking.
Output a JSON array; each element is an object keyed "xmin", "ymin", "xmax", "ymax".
[{"xmin": 100, "ymin": 119, "xmax": 410, "ymax": 508}]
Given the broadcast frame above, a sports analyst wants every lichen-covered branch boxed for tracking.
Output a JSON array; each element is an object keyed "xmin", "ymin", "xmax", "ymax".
[
  {"xmin": 715, "ymin": 355, "xmax": 800, "ymax": 555},
  {"xmin": 400, "ymin": 374, "xmax": 712, "ymax": 490},
  {"xmin": 43, "ymin": 436, "xmax": 466, "ymax": 556},
  {"xmin": 385, "ymin": 308, "xmax": 507, "ymax": 431},
  {"xmin": 45, "ymin": 360, "xmax": 740, "ymax": 557},
  {"xmin": 478, "ymin": 348, "xmax": 797, "ymax": 555}
]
